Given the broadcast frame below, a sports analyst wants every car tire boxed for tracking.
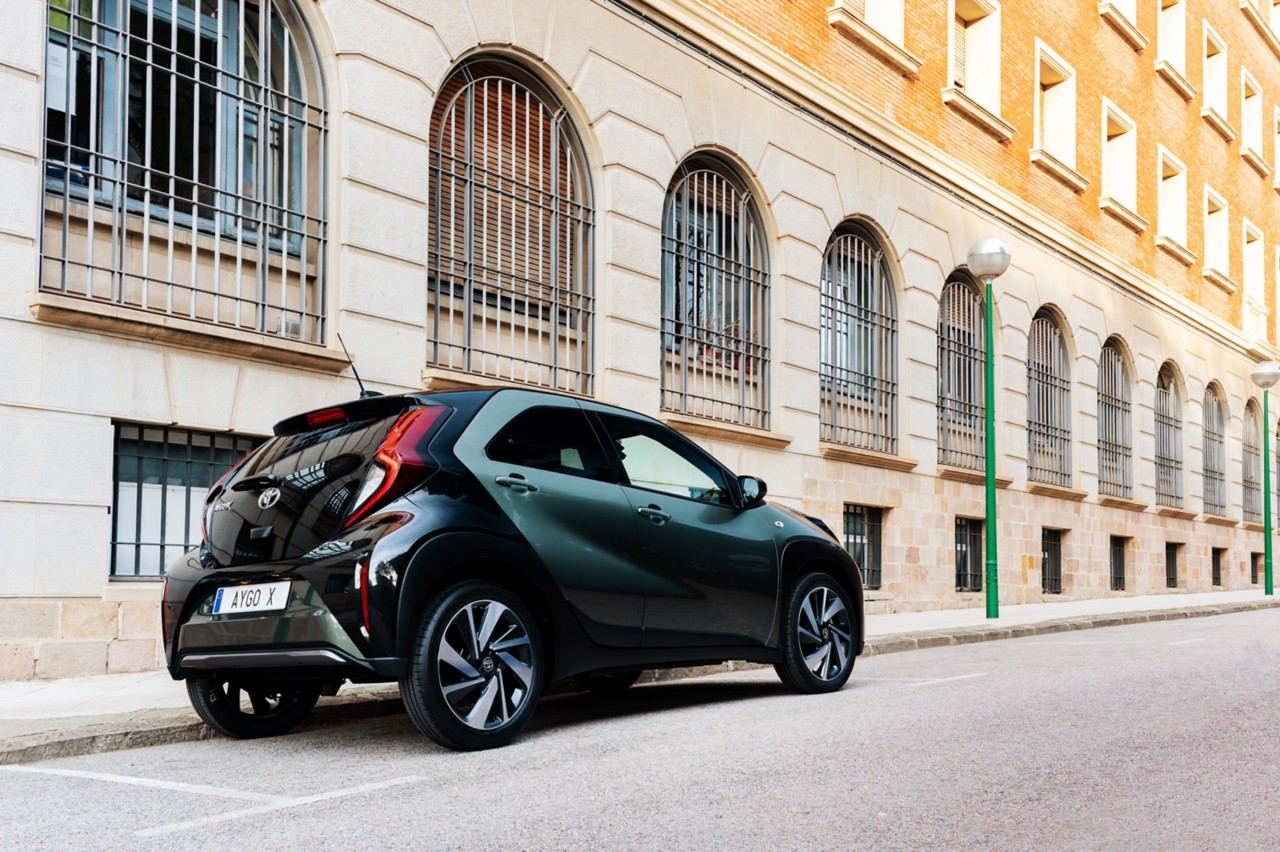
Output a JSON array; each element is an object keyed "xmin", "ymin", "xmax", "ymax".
[
  {"xmin": 402, "ymin": 581, "xmax": 544, "ymax": 751},
  {"xmin": 574, "ymin": 669, "xmax": 643, "ymax": 693},
  {"xmin": 186, "ymin": 672, "xmax": 322, "ymax": 739},
  {"xmin": 774, "ymin": 571, "xmax": 857, "ymax": 694}
]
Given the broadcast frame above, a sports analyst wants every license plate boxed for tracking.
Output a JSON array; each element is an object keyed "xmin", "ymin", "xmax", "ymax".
[{"xmin": 212, "ymin": 581, "xmax": 291, "ymax": 615}]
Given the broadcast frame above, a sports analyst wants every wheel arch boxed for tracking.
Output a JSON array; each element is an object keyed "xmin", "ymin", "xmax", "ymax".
[{"xmin": 777, "ymin": 539, "xmax": 865, "ymax": 655}]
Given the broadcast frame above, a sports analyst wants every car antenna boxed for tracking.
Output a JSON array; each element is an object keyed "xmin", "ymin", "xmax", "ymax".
[{"xmin": 336, "ymin": 333, "xmax": 381, "ymax": 399}]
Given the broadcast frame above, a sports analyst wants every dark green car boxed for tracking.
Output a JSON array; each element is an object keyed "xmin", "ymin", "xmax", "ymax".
[{"xmin": 162, "ymin": 387, "xmax": 864, "ymax": 750}]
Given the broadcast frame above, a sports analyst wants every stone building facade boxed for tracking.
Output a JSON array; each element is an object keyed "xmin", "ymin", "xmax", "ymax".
[{"xmin": 1, "ymin": 0, "xmax": 1277, "ymax": 679}]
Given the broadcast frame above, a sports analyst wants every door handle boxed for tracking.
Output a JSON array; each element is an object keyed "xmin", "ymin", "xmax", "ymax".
[
  {"xmin": 637, "ymin": 505, "xmax": 671, "ymax": 523},
  {"xmin": 495, "ymin": 475, "xmax": 539, "ymax": 494}
]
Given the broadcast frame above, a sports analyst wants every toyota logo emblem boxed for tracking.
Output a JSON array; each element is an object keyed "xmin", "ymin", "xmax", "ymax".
[{"xmin": 258, "ymin": 487, "xmax": 281, "ymax": 510}]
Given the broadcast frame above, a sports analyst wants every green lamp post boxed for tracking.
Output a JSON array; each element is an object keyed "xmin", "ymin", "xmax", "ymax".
[
  {"xmin": 967, "ymin": 237, "xmax": 1011, "ymax": 619},
  {"xmin": 1251, "ymin": 359, "xmax": 1280, "ymax": 596}
]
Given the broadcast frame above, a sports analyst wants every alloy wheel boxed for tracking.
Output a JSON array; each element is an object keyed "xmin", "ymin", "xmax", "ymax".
[
  {"xmin": 436, "ymin": 599, "xmax": 536, "ymax": 731},
  {"xmin": 795, "ymin": 585, "xmax": 853, "ymax": 682}
]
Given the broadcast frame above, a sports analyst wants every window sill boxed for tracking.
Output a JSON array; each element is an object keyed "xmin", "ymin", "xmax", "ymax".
[
  {"xmin": 1203, "ymin": 267, "xmax": 1239, "ymax": 295},
  {"xmin": 1202, "ymin": 107, "xmax": 1238, "ymax": 142},
  {"xmin": 1155, "ymin": 60, "xmax": 1196, "ymax": 101},
  {"xmin": 1029, "ymin": 148, "xmax": 1089, "ymax": 192},
  {"xmin": 1203, "ymin": 513, "xmax": 1238, "ymax": 528},
  {"xmin": 1243, "ymin": 521, "xmax": 1265, "ymax": 532},
  {"xmin": 1098, "ymin": 3, "xmax": 1148, "ymax": 50},
  {"xmin": 418, "ymin": 366, "xmax": 588, "ymax": 397},
  {"xmin": 1156, "ymin": 236, "xmax": 1197, "ymax": 266},
  {"xmin": 659, "ymin": 413, "xmax": 793, "ymax": 450},
  {"xmin": 1156, "ymin": 505, "xmax": 1196, "ymax": 520},
  {"xmin": 1242, "ymin": 147, "xmax": 1271, "ymax": 178},
  {"xmin": 1027, "ymin": 482, "xmax": 1088, "ymax": 502},
  {"xmin": 827, "ymin": 2, "xmax": 923, "ymax": 77},
  {"xmin": 940, "ymin": 88, "xmax": 1014, "ymax": 141},
  {"xmin": 819, "ymin": 442, "xmax": 918, "ymax": 471},
  {"xmin": 937, "ymin": 464, "xmax": 1012, "ymax": 488},
  {"xmin": 1099, "ymin": 197, "xmax": 1148, "ymax": 233},
  {"xmin": 28, "ymin": 291, "xmax": 349, "ymax": 372},
  {"xmin": 1240, "ymin": 0, "xmax": 1280, "ymax": 61},
  {"xmin": 1098, "ymin": 494, "xmax": 1147, "ymax": 512}
]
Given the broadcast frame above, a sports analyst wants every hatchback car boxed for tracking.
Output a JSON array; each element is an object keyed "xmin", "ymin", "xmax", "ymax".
[{"xmin": 163, "ymin": 388, "xmax": 863, "ymax": 750}]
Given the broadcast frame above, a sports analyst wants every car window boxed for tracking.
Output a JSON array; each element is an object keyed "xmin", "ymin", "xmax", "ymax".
[
  {"xmin": 486, "ymin": 406, "xmax": 614, "ymax": 482},
  {"xmin": 596, "ymin": 414, "xmax": 730, "ymax": 505}
]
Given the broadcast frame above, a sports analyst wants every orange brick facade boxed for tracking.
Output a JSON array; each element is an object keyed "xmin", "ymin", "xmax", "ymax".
[{"xmin": 700, "ymin": 0, "xmax": 1280, "ymax": 334}]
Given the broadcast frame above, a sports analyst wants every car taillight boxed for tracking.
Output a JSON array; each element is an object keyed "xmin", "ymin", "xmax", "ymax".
[
  {"xmin": 306, "ymin": 407, "xmax": 349, "ymax": 429},
  {"xmin": 343, "ymin": 406, "xmax": 449, "ymax": 527}
]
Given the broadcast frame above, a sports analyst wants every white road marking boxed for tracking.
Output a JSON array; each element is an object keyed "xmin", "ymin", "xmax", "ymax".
[
  {"xmin": 905, "ymin": 672, "xmax": 989, "ymax": 688},
  {"xmin": 135, "ymin": 775, "xmax": 428, "ymax": 837},
  {"xmin": 852, "ymin": 673, "xmax": 989, "ymax": 687},
  {"xmin": 0, "ymin": 766, "xmax": 288, "ymax": 804},
  {"xmin": 1166, "ymin": 638, "xmax": 1205, "ymax": 646}
]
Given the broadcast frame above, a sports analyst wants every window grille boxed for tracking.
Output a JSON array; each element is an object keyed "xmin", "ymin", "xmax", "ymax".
[
  {"xmin": 1041, "ymin": 528, "xmax": 1063, "ymax": 594},
  {"xmin": 955, "ymin": 517, "xmax": 983, "ymax": 591},
  {"xmin": 112, "ymin": 423, "xmax": 261, "ymax": 577},
  {"xmin": 660, "ymin": 157, "xmax": 769, "ymax": 428},
  {"xmin": 937, "ymin": 275, "xmax": 985, "ymax": 470},
  {"xmin": 1155, "ymin": 363, "xmax": 1183, "ymax": 507},
  {"xmin": 1251, "ymin": 552, "xmax": 1261, "ymax": 585},
  {"xmin": 42, "ymin": 0, "xmax": 328, "ymax": 343},
  {"xmin": 820, "ymin": 225, "xmax": 897, "ymax": 453},
  {"xmin": 1165, "ymin": 542, "xmax": 1179, "ymax": 588},
  {"xmin": 1202, "ymin": 386, "xmax": 1226, "ymax": 516},
  {"xmin": 428, "ymin": 58, "xmax": 594, "ymax": 395},
  {"xmin": 1109, "ymin": 536, "xmax": 1126, "ymax": 591},
  {"xmin": 1097, "ymin": 339, "xmax": 1132, "ymax": 498},
  {"xmin": 1027, "ymin": 311, "xmax": 1071, "ymax": 486},
  {"xmin": 843, "ymin": 505, "xmax": 883, "ymax": 589},
  {"xmin": 1211, "ymin": 547, "xmax": 1225, "ymax": 587},
  {"xmin": 1244, "ymin": 402, "xmax": 1262, "ymax": 523}
]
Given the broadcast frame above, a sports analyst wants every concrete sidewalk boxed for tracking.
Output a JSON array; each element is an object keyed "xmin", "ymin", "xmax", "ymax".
[{"xmin": 2, "ymin": 589, "xmax": 1277, "ymax": 764}]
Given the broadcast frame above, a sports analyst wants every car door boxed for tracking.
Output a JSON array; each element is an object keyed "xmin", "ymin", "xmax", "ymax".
[
  {"xmin": 453, "ymin": 391, "xmax": 646, "ymax": 648},
  {"xmin": 591, "ymin": 411, "xmax": 778, "ymax": 648}
]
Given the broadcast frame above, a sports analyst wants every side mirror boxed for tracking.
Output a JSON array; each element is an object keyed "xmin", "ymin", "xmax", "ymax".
[{"xmin": 738, "ymin": 475, "xmax": 767, "ymax": 510}]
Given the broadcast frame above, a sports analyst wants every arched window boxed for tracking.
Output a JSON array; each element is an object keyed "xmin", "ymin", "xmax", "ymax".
[
  {"xmin": 1027, "ymin": 309, "xmax": 1071, "ymax": 485},
  {"xmin": 660, "ymin": 155, "xmax": 768, "ymax": 428},
  {"xmin": 820, "ymin": 223, "xmax": 897, "ymax": 453},
  {"xmin": 1097, "ymin": 338, "xmax": 1132, "ymax": 498},
  {"xmin": 1155, "ymin": 362, "xmax": 1183, "ymax": 507},
  {"xmin": 42, "ymin": 0, "xmax": 327, "ymax": 342},
  {"xmin": 1203, "ymin": 385, "xmax": 1227, "ymax": 516},
  {"xmin": 937, "ymin": 272, "xmax": 985, "ymax": 470},
  {"xmin": 428, "ymin": 58, "xmax": 593, "ymax": 394},
  {"xmin": 1243, "ymin": 400, "xmax": 1262, "ymax": 523}
]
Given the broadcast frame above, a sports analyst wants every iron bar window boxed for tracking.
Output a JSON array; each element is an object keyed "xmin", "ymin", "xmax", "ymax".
[
  {"xmin": 955, "ymin": 517, "xmax": 983, "ymax": 591},
  {"xmin": 1211, "ymin": 547, "xmax": 1225, "ymax": 587},
  {"xmin": 1165, "ymin": 542, "xmax": 1180, "ymax": 589},
  {"xmin": 1027, "ymin": 310, "xmax": 1071, "ymax": 486},
  {"xmin": 428, "ymin": 58, "xmax": 594, "ymax": 395},
  {"xmin": 843, "ymin": 505, "xmax": 883, "ymax": 589},
  {"xmin": 41, "ymin": 0, "xmax": 328, "ymax": 343},
  {"xmin": 112, "ymin": 422, "xmax": 261, "ymax": 577},
  {"xmin": 1109, "ymin": 536, "xmax": 1126, "ymax": 591},
  {"xmin": 1041, "ymin": 528, "xmax": 1063, "ymax": 594},
  {"xmin": 1202, "ymin": 386, "xmax": 1227, "ymax": 516},
  {"xmin": 820, "ymin": 225, "xmax": 897, "ymax": 453},
  {"xmin": 1244, "ymin": 402, "xmax": 1262, "ymax": 523},
  {"xmin": 1097, "ymin": 339, "xmax": 1132, "ymax": 498},
  {"xmin": 1155, "ymin": 363, "xmax": 1183, "ymax": 507},
  {"xmin": 660, "ymin": 156, "xmax": 769, "ymax": 428},
  {"xmin": 1251, "ymin": 552, "xmax": 1261, "ymax": 585},
  {"xmin": 937, "ymin": 274, "xmax": 985, "ymax": 470}
]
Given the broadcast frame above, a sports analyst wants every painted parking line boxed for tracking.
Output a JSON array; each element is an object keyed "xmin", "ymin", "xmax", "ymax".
[
  {"xmin": 852, "ymin": 673, "xmax": 988, "ymax": 687},
  {"xmin": 1166, "ymin": 638, "xmax": 1205, "ymax": 646},
  {"xmin": 904, "ymin": 672, "xmax": 988, "ymax": 688},
  {"xmin": 0, "ymin": 766, "xmax": 288, "ymax": 804}
]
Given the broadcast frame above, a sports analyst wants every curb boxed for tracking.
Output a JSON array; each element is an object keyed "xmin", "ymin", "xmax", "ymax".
[{"xmin": 3, "ymin": 599, "xmax": 1278, "ymax": 764}]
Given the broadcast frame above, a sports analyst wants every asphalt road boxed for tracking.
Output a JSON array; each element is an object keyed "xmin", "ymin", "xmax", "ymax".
[{"xmin": 3, "ymin": 610, "xmax": 1280, "ymax": 850}]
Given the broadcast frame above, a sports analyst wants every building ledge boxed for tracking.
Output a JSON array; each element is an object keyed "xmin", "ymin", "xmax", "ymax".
[
  {"xmin": 1156, "ymin": 235, "xmax": 1197, "ymax": 266},
  {"xmin": 1203, "ymin": 513, "xmax": 1238, "ymax": 528},
  {"xmin": 660, "ymin": 413, "xmax": 793, "ymax": 450},
  {"xmin": 28, "ymin": 291, "xmax": 349, "ymax": 372},
  {"xmin": 937, "ymin": 464, "xmax": 1012, "ymax": 488},
  {"xmin": 1030, "ymin": 148, "xmax": 1089, "ymax": 192},
  {"xmin": 1202, "ymin": 107, "xmax": 1238, "ymax": 142},
  {"xmin": 1155, "ymin": 60, "xmax": 1196, "ymax": 101},
  {"xmin": 1243, "ymin": 521, "xmax": 1265, "ymax": 532},
  {"xmin": 1027, "ymin": 482, "xmax": 1088, "ymax": 502},
  {"xmin": 1099, "ymin": 197, "xmax": 1148, "ymax": 233},
  {"xmin": 818, "ymin": 442, "xmax": 918, "ymax": 471},
  {"xmin": 1156, "ymin": 505, "xmax": 1197, "ymax": 520},
  {"xmin": 940, "ymin": 87, "xmax": 1015, "ymax": 141},
  {"xmin": 1098, "ymin": 494, "xmax": 1147, "ymax": 512},
  {"xmin": 1240, "ymin": 0, "xmax": 1280, "ymax": 61},
  {"xmin": 1203, "ymin": 267, "xmax": 1239, "ymax": 295},
  {"xmin": 827, "ymin": 2, "xmax": 922, "ymax": 77},
  {"xmin": 1242, "ymin": 146, "xmax": 1271, "ymax": 178},
  {"xmin": 1098, "ymin": 3, "xmax": 1149, "ymax": 50}
]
